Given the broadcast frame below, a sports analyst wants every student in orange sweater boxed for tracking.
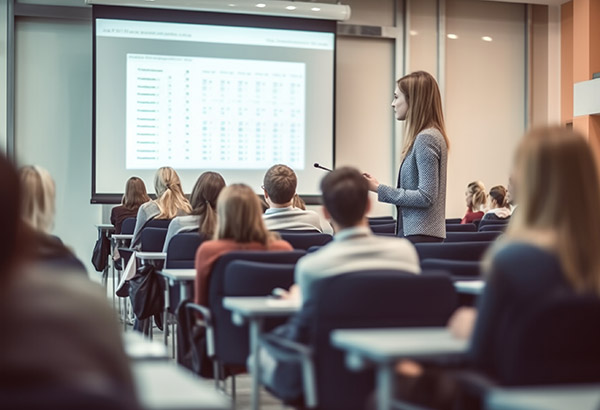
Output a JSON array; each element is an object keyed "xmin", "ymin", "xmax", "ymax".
[{"xmin": 194, "ymin": 183, "xmax": 293, "ymax": 306}]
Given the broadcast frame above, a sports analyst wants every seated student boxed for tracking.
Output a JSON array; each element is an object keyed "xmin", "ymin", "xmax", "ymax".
[
  {"xmin": 131, "ymin": 166, "xmax": 192, "ymax": 248},
  {"xmin": 257, "ymin": 167, "xmax": 420, "ymax": 400},
  {"xmin": 19, "ymin": 165, "xmax": 86, "ymax": 273},
  {"xmin": 110, "ymin": 176, "xmax": 150, "ymax": 234},
  {"xmin": 194, "ymin": 184, "xmax": 293, "ymax": 306},
  {"xmin": 0, "ymin": 154, "xmax": 138, "ymax": 408},
  {"xmin": 262, "ymin": 164, "xmax": 333, "ymax": 234},
  {"xmin": 461, "ymin": 181, "xmax": 486, "ymax": 224},
  {"xmin": 482, "ymin": 185, "xmax": 511, "ymax": 221},
  {"xmin": 162, "ymin": 172, "xmax": 225, "ymax": 252},
  {"xmin": 387, "ymin": 127, "xmax": 600, "ymax": 410}
]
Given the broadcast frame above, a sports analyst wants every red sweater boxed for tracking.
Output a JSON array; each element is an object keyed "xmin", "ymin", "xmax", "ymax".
[
  {"xmin": 461, "ymin": 209, "xmax": 484, "ymax": 224},
  {"xmin": 194, "ymin": 239, "xmax": 293, "ymax": 306}
]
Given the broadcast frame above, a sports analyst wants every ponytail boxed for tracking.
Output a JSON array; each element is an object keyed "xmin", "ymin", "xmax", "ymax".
[{"xmin": 199, "ymin": 201, "xmax": 217, "ymax": 237}]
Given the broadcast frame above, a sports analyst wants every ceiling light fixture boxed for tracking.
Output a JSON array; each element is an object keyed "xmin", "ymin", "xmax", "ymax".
[{"xmin": 86, "ymin": 0, "xmax": 351, "ymax": 21}]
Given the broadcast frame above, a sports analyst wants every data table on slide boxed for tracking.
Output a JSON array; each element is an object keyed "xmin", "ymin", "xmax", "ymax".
[{"xmin": 126, "ymin": 53, "xmax": 306, "ymax": 170}]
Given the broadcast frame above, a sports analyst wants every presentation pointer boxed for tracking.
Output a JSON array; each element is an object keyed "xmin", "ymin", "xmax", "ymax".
[{"xmin": 313, "ymin": 163, "xmax": 333, "ymax": 172}]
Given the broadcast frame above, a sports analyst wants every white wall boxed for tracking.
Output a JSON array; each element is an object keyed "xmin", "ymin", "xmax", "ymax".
[
  {"xmin": 444, "ymin": 0, "xmax": 526, "ymax": 218},
  {"xmin": 15, "ymin": 17, "xmax": 102, "ymax": 277}
]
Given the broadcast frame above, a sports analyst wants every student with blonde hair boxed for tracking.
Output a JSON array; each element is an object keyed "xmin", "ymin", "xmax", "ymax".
[
  {"xmin": 482, "ymin": 185, "xmax": 511, "ymax": 221},
  {"xmin": 364, "ymin": 71, "xmax": 449, "ymax": 243},
  {"xmin": 0, "ymin": 154, "xmax": 138, "ymax": 407},
  {"xmin": 19, "ymin": 165, "xmax": 85, "ymax": 273},
  {"xmin": 194, "ymin": 184, "xmax": 292, "ymax": 306},
  {"xmin": 131, "ymin": 166, "xmax": 192, "ymax": 247},
  {"xmin": 20, "ymin": 165, "xmax": 56, "ymax": 233},
  {"xmin": 461, "ymin": 181, "xmax": 486, "ymax": 224},
  {"xmin": 110, "ymin": 176, "xmax": 150, "ymax": 234},
  {"xmin": 162, "ymin": 171, "xmax": 226, "ymax": 252}
]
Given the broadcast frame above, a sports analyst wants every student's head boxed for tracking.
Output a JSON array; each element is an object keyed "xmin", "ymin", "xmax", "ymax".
[
  {"xmin": 122, "ymin": 176, "xmax": 150, "ymax": 210},
  {"xmin": 19, "ymin": 165, "xmax": 55, "ymax": 234},
  {"xmin": 153, "ymin": 166, "xmax": 192, "ymax": 219},
  {"xmin": 263, "ymin": 164, "xmax": 297, "ymax": 206},
  {"xmin": 465, "ymin": 181, "xmax": 486, "ymax": 211},
  {"xmin": 190, "ymin": 172, "xmax": 226, "ymax": 236},
  {"xmin": 488, "ymin": 185, "xmax": 508, "ymax": 209},
  {"xmin": 507, "ymin": 126, "xmax": 600, "ymax": 293},
  {"xmin": 0, "ymin": 153, "xmax": 24, "ymax": 276},
  {"xmin": 320, "ymin": 167, "xmax": 370, "ymax": 229},
  {"xmin": 215, "ymin": 184, "xmax": 273, "ymax": 245},
  {"xmin": 154, "ymin": 166, "xmax": 183, "ymax": 197},
  {"xmin": 394, "ymin": 71, "xmax": 450, "ymax": 160}
]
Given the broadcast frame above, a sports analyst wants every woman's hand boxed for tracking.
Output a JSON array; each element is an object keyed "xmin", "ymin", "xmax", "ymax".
[
  {"xmin": 363, "ymin": 173, "xmax": 380, "ymax": 192},
  {"xmin": 447, "ymin": 307, "xmax": 477, "ymax": 340},
  {"xmin": 277, "ymin": 284, "xmax": 301, "ymax": 302}
]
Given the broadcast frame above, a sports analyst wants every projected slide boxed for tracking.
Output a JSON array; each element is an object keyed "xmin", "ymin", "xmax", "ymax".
[
  {"xmin": 126, "ymin": 54, "xmax": 305, "ymax": 170},
  {"xmin": 93, "ymin": 7, "xmax": 335, "ymax": 200}
]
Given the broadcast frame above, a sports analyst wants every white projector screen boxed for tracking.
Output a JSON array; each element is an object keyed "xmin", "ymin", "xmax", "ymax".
[{"xmin": 92, "ymin": 6, "xmax": 336, "ymax": 203}]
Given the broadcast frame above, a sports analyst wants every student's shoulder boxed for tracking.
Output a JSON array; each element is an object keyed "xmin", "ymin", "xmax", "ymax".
[{"xmin": 197, "ymin": 239, "xmax": 234, "ymax": 255}]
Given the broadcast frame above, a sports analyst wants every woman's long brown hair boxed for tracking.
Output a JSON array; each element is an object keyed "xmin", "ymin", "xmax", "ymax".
[{"xmin": 397, "ymin": 71, "xmax": 449, "ymax": 162}]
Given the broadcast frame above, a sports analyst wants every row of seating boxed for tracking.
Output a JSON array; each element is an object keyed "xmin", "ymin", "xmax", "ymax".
[{"xmin": 178, "ymin": 253, "xmax": 457, "ymax": 409}]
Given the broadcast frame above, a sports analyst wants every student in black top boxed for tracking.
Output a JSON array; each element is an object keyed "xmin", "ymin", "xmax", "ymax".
[
  {"xmin": 384, "ymin": 126, "xmax": 600, "ymax": 409},
  {"xmin": 110, "ymin": 176, "xmax": 150, "ymax": 234},
  {"xmin": 452, "ymin": 126, "xmax": 600, "ymax": 373}
]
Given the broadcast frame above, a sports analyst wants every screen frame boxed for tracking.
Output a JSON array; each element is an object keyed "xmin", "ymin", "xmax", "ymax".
[{"xmin": 91, "ymin": 5, "xmax": 336, "ymax": 205}]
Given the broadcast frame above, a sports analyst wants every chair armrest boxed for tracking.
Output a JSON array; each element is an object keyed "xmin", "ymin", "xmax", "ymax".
[
  {"xmin": 261, "ymin": 333, "xmax": 317, "ymax": 408},
  {"xmin": 185, "ymin": 303, "xmax": 216, "ymax": 358}
]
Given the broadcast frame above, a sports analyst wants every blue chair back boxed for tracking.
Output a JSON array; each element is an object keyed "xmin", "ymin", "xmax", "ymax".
[
  {"xmin": 444, "ymin": 231, "xmax": 501, "ymax": 242},
  {"xmin": 145, "ymin": 219, "xmax": 172, "ymax": 229},
  {"xmin": 121, "ymin": 217, "xmax": 136, "ymax": 234},
  {"xmin": 415, "ymin": 241, "xmax": 492, "ymax": 261},
  {"xmin": 208, "ymin": 250, "xmax": 306, "ymax": 366},
  {"xmin": 479, "ymin": 224, "xmax": 508, "ymax": 232},
  {"xmin": 140, "ymin": 228, "xmax": 168, "ymax": 252},
  {"xmin": 446, "ymin": 223, "xmax": 477, "ymax": 232},
  {"xmin": 478, "ymin": 218, "xmax": 509, "ymax": 229},
  {"xmin": 311, "ymin": 270, "xmax": 457, "ymax": 410},
  {"xmin": 166, "ymin": 232, "xmax": 206, "ymax": 269},
  {"xmin": 498, "ymin": 294, "xmax": 600, "ymax": 385},
  {"xmin": 278, "ymin": 232, "xmax": 333, "ymax": 250},
  {"xmin": 368, "ymin": 218, "xmax": 396, "ymax": 227},
  {"xmin": 445, "ymin": 218, "xmax": 462, "ymax": 224},
  {"xmin": 421, "ymin": 258, "xmax": 481, "ymax": 278},
  {"xmin": 370, "ymin": 223, "xmax": 396, "ymax": 235}
]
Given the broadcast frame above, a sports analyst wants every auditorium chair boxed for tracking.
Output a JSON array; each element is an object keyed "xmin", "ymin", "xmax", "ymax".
[
  {"xmin": 183, "ymin": 251, "xmax": 305, "ymax": 390},
  {"xmin": 261, "ymin": 270, "xmax": 457, "ymax": 409},
  {"xmin": 446, "ymin": 223, "xmax": 477, "ymax": 232},
  {"xmin": 278, "ymin": 232, "xmax": 333, "ymax": 250},
  {"xmin": 444, "ymin": 231, "xmax": 502, "ymax": 243},
  {"xmin": 415, "ymin": 241, "xmax": 493, "ymax": 262}
]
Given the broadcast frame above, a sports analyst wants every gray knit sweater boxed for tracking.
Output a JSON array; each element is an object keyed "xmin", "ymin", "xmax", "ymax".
[{"xmin": 378, "ymin": 128, "xmax": 448, "ymax": 238}]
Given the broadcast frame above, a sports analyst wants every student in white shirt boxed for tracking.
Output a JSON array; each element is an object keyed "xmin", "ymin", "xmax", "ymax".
[{"xmin": 262, "ymin": 164, "xmax": 333, "ymax": 234}]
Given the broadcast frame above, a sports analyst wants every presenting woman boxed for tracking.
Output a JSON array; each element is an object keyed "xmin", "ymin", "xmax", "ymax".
[{"xmin": 364, "ymin": 71, "xmax": 449, "ymax": 243}]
